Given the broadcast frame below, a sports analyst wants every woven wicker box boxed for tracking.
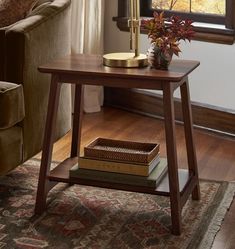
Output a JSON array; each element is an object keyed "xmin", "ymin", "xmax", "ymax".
[{"xmin": 84, "ymin": 138, "xmax": 160, "ymax": 164}]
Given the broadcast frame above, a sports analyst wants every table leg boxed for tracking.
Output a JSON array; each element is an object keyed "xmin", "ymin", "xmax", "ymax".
[
  {"xmin": 180, "ymin": 78, "xmax": 200, "ymax": 200},
  {"xmin": 35, "ymin": 75, "xmax": 61, "ymax": 215},
  {"xmin": 163, "ymin": 83, "xmax": 181, "ymax": 235},
  {"xmin": 71, "ymin": 84, "xmax": 84, "ymax": 157}
]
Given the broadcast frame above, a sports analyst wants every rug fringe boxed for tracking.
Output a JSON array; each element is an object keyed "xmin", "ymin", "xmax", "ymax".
[{"xmin": 198, "ymin": 182, "xmax": 235, "ymax": 249}]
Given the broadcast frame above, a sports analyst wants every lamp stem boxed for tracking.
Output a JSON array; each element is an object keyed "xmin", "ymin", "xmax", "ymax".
[
  {"xmin": 134, "ymin": 0, "xmax": 140, "ymax": 57},
  {"xmin": 130, "ymin": 0, "xmax": 134, "ymax": 50}
]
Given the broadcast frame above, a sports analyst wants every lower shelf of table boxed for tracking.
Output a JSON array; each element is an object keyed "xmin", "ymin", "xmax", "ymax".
[{"xmin": 48, "ymin": 157, "xmax": 197, "ymax": 199}]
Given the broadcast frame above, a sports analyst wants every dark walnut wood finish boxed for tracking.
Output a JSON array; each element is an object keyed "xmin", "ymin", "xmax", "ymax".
[{"xmin": 35, "ymin": 54, "xmax": 200, "ymax": 235}]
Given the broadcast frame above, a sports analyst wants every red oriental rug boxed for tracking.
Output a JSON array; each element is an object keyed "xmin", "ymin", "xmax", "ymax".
[{"xmin": 0, "ymin": 159, "xmax": 234, "ymax": 249}]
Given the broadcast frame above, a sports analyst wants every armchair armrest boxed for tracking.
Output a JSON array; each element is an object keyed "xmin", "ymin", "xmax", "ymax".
[
  {"xmin": 0, "ymin": 82, "xmax": 25, "ymax": 129},
  {"xmin": 3, "ymin": 0, "xmax": 72, "ymax": 161}
]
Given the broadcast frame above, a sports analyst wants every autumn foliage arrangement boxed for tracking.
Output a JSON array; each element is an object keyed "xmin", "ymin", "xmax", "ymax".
[{"xmin": 142, "ymin": 12, "xmax": 195, "ymax": 69}]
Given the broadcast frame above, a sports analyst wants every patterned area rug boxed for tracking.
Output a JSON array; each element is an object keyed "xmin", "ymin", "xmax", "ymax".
[{"xmin": 0, "ymin": 159, "xmax": 234, "ymax": 249}]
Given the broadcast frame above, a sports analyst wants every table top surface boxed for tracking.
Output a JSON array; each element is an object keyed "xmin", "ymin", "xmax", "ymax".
[{"xmin": 38, "ymin": 54, "xmax": 200, "ymax": 82}]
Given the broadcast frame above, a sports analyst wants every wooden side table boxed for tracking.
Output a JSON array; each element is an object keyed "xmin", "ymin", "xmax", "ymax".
[{"xmin": 35, "ymin": 54, "xmax": 200, "ymax": 235}]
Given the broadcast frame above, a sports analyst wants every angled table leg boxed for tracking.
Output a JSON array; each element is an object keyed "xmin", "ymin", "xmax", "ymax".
[
  {"xmin": 71, "ymin": 84, "xmax": 84, "ymax": 158},
  {"xmin": 35, "ymin": 74, "xmax": 61, "ymax": 215},
  {"xmin": 162, "ymin": 83, "xmax": 181, "ymax": 235},
  {"xmin": 180, "ymin": 78, "xmax": 200, "ymax": 200}
]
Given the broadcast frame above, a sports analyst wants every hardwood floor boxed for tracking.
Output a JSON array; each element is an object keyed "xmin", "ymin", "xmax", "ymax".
[{"xmin": 41, "ymin": 107, "xmax": 235, "ymax": 248}]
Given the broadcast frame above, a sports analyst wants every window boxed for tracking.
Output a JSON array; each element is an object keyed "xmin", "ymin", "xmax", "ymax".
[
  {"xmin": 152, "ymin": 0, "xmax": 225, "ymax": 15},
  {"xmin": 116, "ymin": 0, "xmax": 235, "ymax": 44},
  {"xmin": 141, "ymin": 0, "xmax": 226, "ymax": 25}
]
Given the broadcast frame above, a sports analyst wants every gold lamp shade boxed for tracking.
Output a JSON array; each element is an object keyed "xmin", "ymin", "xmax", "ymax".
[{"xmin": 103, "ymin": 0, "xmax": 148, "ymax": 68}]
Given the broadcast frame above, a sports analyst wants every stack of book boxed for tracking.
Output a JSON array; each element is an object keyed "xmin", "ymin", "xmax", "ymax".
[{"xmin": 69, "ymin": 138, "xmax": 167, "ymax": 189}]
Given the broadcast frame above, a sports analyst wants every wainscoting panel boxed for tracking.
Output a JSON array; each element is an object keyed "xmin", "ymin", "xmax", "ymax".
[{"xmin": 104, "ymin": 88, "xmax": 235, "ymax": 136}]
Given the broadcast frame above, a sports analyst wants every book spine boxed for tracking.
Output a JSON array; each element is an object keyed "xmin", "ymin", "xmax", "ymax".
[
  {"xmin": 70, "ymin": 167, "xmax": 157, "ymax": 188},
  {"xmin": 70, "ymin": 158, "xmax": 167, "ymax": 188},
  {"xmin": 78, "ymin": 157, "xmax": 155, "ymax": 176}
]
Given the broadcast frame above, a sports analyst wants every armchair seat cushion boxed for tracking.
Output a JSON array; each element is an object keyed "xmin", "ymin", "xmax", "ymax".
[{"xmin": 0, "ymin": 82, "xmax": 25, "ymax": 129}]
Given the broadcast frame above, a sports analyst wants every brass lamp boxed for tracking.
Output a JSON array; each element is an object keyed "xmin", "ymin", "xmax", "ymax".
[{"xmin": 103, "ymin": 0, "xmax": 148, "ymax": 68}]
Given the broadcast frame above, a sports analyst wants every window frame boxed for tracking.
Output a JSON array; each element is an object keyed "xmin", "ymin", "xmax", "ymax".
[{"xmin": 116, "ymin": 0, "xmax": 235, "ymax": 44}]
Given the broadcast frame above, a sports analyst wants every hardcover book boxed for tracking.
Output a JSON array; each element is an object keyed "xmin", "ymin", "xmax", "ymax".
[
  {"xmin": 70, "ymin": 158, "xmax": 168, "ymax": 188},
  {"xmin": 78, "ymin": 154, "xmax": 160, "ymax": 176}
]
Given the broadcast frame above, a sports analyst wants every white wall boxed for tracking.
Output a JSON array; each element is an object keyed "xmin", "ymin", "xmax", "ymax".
[{"xmin": 104, "ymin": 0, "xmax": 235, "ymax": 110}]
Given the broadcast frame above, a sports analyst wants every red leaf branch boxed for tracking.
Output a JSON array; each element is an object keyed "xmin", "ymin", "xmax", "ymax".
[{"xmin": 142, "ymin": 12, "xmax": 195, "ymax": 56}]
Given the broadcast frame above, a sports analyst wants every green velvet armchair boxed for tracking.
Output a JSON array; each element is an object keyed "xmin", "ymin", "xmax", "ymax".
[{"xmin": 0, "ymin": 0, "xmax": 72, "ymax": 175}]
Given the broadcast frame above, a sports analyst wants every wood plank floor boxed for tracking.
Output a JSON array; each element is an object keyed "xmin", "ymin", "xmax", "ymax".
[{"xmin": 41, "ymin": 107, "xmax": 235, "ymax": 248}]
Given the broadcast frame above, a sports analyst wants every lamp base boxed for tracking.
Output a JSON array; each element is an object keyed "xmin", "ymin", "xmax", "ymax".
[{"xmin": 103, "ymin": 52, "xmax": 148, "ymax": 68}]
